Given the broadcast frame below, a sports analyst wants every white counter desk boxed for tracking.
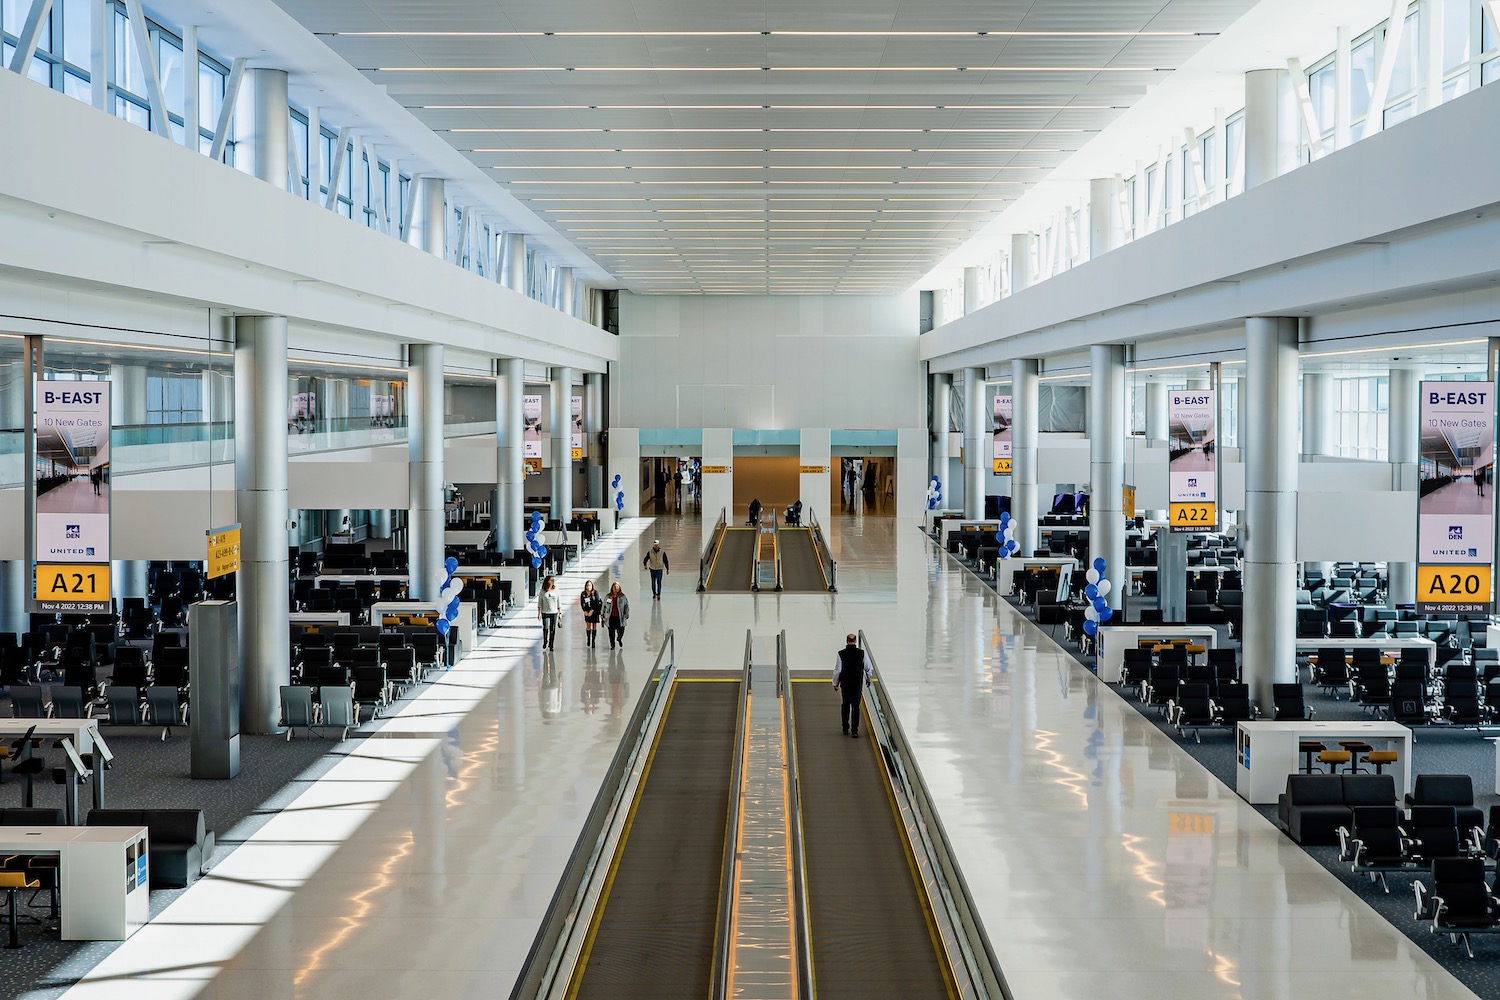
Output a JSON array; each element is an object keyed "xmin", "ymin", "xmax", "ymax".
[
  {"xmin": 1235, "ymin": 720, "xmax": 1413, "ymax": 804},
  {"xmin": 0, "ymin": 826, "xmax": 149, "ymax": 940},
  {"xmin": 1294, "ymin": 635, "xmax": 1437, "ymax": 669},
  {"xmin": 1095, "ymin": 625, "xmax": 1219, "ymax": 683},
  {"xmin": 994, "ymin": 557, "xmax": 1077, "ymax": 598}
]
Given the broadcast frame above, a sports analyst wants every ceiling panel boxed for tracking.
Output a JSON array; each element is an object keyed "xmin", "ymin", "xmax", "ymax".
[{"xmin": 275, "ymin": 0, "xmax": 1258, "ymax": 294}]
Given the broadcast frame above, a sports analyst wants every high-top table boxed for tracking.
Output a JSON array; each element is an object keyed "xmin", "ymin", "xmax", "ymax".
[
  {"xmin": 1095, "ymin": 625, "xmax": 1219, "ymax": 683},
  {"xmin": 0, "ymin": 826, "xmax": 149, "ymax": 939},
  {"xmin": 0, "ymin": 719, "xmax": 111, "ymax": 822},
  {"xmin": 1235, "ymin": 720, "xmax": 1413, "ymax": 804}
]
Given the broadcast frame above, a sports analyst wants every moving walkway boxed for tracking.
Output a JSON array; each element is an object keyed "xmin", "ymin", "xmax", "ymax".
[
  {"xmin": 698, "ymin": 508, "xmax": 758, "ymax": 592},
  {"xmin": 512, "ymin": 631, "xmax": 1007, "ymax": 1000}
]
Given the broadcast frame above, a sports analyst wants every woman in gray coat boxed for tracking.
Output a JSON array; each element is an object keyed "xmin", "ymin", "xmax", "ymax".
[{"xmin": 605, "ymin": 582, "xmax": 631, "ymax": 649}]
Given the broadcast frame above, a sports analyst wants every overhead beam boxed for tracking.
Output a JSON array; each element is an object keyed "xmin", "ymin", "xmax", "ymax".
[{"xmin": 207, "ymin": 56, "xmax": 247, "ymax": 163}]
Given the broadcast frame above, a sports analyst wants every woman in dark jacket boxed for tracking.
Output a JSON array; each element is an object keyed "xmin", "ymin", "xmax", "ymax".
[{"xmin": 579, "ymin": 580, "xmax": 603, "ymax": 648}]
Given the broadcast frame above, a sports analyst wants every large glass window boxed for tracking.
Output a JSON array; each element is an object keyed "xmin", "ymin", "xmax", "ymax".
[
  {"xmin": 144, "ymin": 373, "xmax": 204, "ymax": 426},
  {"xmin": 1387, "ymin": 10, "xmax": 1420, "ymax": 101},
  {"xmin": 1444, "ymin": 0, "xmax": 1473, "ymax": 71},
  {"xmin": 62, "ymin": 0, "xmax": 89, "ymax": 67},
  {"xmin": 1333, "ymin": 376, "xmax": 1389, "ymax": 460}
]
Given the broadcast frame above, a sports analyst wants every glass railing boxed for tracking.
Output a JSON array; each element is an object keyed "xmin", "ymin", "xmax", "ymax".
[{"xmin": 0, "ymin": 416, "xmax": 501, "ymax": 487}]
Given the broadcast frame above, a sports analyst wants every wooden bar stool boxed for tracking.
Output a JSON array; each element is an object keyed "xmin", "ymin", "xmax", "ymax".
[
  {"xmin": 1300, "ymin": 741, "xmax": 1327, "ymax": 774},
  {"xmin": 1363, "ymin": 750, "xmax": 1399, "ymax": 775},
  {"xmin": 1317, "ymin": 749, "xmax": 1352, "ymax": 774},
  {"xmin": 0, "ymin": 871, "xmax": 39, "ymax": 948}
]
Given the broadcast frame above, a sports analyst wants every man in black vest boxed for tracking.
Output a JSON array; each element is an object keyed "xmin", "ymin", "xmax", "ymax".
[{"xmin": 832, "ymin": 633, "xmax": 873, "ymax": 737}]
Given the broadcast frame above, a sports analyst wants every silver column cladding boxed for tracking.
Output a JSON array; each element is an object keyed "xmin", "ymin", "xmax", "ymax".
[
  {"xmin": 1387, "ymin": 366, "xmax": 1423, "ymax": 604},
  {"xmin": 551, "ymin": 367, "xmax": 574, "ymax": 522},
  {"xmin": 1012, "ymin": 358, "xmax": 1040, "ymax": 558},
  {"xmin": 1089, "ymin": 345, "xmax": 1126, "ymax": 606},
  {"xmin": 962, "ymin": 368, "xmax": 985, "ymax": 519},
  {"xmin": 1301, "ymin": 372, "xmax": 1335, "ymax": 457},
  {"xmin": 929, "ymin": 371, "xmax": 951, "ymax": 489},
  {"xmin": 233, "ymin": 315, "xmax": 289, "ymax": 734},
  {"xmin": 495, "ymin": 358, "xmax": 524, "ymax": 555},
  {"xmin": 408, "ymin": 343, "xmax": 445, "ymax": 602},
  {"xmin": 1243, "ymin": 317, "xmax": 1300, "ymax": 709},
  {"xmin": 501, "ymin": 233, "xmax": 527, "ymax": 292}
]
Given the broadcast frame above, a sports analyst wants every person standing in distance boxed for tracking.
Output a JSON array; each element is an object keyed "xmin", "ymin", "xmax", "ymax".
[
  {"xmin": 605, "ymin": 582, "xmax": 631, "ymax": 648},
  {"xmin": 833, "ymin": 633, "xmax": 873, "ymax": 737},
  {"xmin": 537, "ymin": 575, "xmax": 561, "ymax": 651},
  {"xmin": 642, "ymin": 540, "xmax": 669, "ymax": 600}
]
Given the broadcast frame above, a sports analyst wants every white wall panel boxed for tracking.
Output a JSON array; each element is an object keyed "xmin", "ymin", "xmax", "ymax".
[
  {"xmin": 612, "ymin": 428, "xmax": 641, "ymax": 518},
  {"xmin": 1297, "ymin": 492, "xmax": 1416, "ymax": 562},
  {"xmin": 618, "ymin": 292, "xmax": 921, "ymax": 431},
  {"xmin": 288, "ymin": 462, "xmax": 410, "ymax": 510},
  {"xmin": 896, "ymin": 428, "xmax": 928, "ymax": 521},
  {"xmin": 799, "ymin": 429, "xmax": 830, "ymax": 521}
]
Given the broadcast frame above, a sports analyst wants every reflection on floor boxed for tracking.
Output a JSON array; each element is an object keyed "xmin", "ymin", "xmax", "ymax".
[
  {"xmin": 1420, "ymin": 479, "xmax": 1491, "ymax": 515},
  {"xmin": 36, "ymin": 476, "xmax": 109, "ymax": 515},
  {"xmin": 42, "ymin": 511, "xmax": 1481, "ymax": 1000}
]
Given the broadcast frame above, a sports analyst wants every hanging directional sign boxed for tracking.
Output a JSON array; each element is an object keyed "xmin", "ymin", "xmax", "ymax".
[
  {"xmin": 1416, "ymin": 382, "xmax": 1495, "ymax": 613},
  {"xmin": 33, "ymin": 381, "xmax": 112, "ymax": 613},
  {"xmin": 1168, "ymin": 389, "xmax": 1217, "ymax": 533}
]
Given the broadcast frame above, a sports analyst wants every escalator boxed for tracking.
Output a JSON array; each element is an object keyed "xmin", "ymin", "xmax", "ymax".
[
  {"xmin": 789, "ymin": 679, "xmax": 957, "ymax": 998},
  {"xmin": 704, "ymin": 528, "xmax": 757, "ymax": 592},
  {"xmin": 571, "ymin": 675, "xmax": 741, "ymax": 998},
  {"xmin": 777, "ymin": 528, "xmax": 828, "ymax": 592}
]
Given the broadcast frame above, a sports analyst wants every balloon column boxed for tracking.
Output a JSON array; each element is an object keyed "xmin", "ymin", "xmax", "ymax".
[
  {"xmin": 612, "ymin": 474, "xmax": 624, "ymax": 512},
  {"xmin": 1081, "ymin": 557, "xmax": 1114, "ymax": 640},
  {"xmin": 996, "ymin": 511, "xmax": 1020, "ymax": 559},
  {"xmin": 524, "ymin": 511, "xmax": 549, "ymax": 570},
  {"xmin": 926, "ymin": 476, "xmax": 943, "ymax": 510},
  {"xmin": 433, "ymin": 556, "xmax": 465, "ymax": 643}
]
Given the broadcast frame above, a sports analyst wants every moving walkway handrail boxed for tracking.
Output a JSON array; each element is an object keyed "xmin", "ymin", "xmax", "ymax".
[
  {"xmin": 779, "ymin": 629, "xmax": 817, "ymax": 998},
  {"xmin": 509, "ymin": 630, "xmax": 679, "ymax": 1000},
  {"xmin": 807, "ymin": 507, "xmax": 838, "ymax": 592},
  {"xmin": 711, "ymin": 631, "xmax": 756, "ymax": 999},
  {"xmin": 772, "ymin": 505, "xmax": 784, "ymax": 592},
  {"xmin": 698, "ymin": 507, "xmax": 728, "ymax": 591},
  {"xmin": 858, "ymin": 631, "xmax": 1011, "ymax": 1000}
]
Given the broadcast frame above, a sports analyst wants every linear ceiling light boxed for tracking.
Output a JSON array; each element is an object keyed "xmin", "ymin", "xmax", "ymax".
[
  {"xmin": 491, "ymin": 164, "xmax": 1044, "ymax": 171},
  {"xmin": 422, "ymin": 103, "xmax": 1120, "ymax": 111},
  {"xmin": 453, "ymin": 127, "xmax": 1085, "ymax": 134},
  {"xmin": 339, "ymin": 29, "xmax": 1205, "ymax": 37},
  {"xmin": 375, "ymin": 65, "xmax": 1157, "ymax": 74},
  {"xmin": 469, "ymin": 148, "xmax": 1061, "ymax": 154}
]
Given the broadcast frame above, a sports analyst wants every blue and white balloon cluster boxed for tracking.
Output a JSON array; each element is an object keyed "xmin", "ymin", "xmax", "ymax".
[
  {"xmin": 926, "ymin": 476, "xmax": 943, "ymax": 510},
  {"xmin": 433, "ymin": 557, "xmax": 465, "ymax": 639},
  {"xmin": 996, "ymin": 511, "xmax": 1020, "ymax": 559},
  {"xmin": 612, "ymin": 474, "xmax": 624, "ymax": 512},
  {"xmin": 524, "ymin": 511, "xmax": 549, "ymax": 570},
  {"xmin": 1081, "ymin": 557, "xmax": 1113, "ymax": 637}
]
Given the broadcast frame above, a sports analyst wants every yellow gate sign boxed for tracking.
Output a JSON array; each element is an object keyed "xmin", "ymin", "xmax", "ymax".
[
  {"xmin": 700, "ymin": 465, "xmax": 729, "ymax": 474},
  {"xmin": 36, "ymin": 564, "xmax": 110, "ymax": 611},
  {"xmin": 1170, "ymin": 502, "xmax": 1216, "ymax": 529},
  {"xmin": 1417, "ymin": 565, "xmax": 1492, "ymax": 612},
  {"xmin": 207, "ymin": 524, "xmax": 242, "ymax": 580},
  {"xmin": 524, "ymin": 458, "xmax": 543, "ymax": 475},
  {"xmin": 799, "ymin": 465, "xmax": 828, "ymax": 474}
]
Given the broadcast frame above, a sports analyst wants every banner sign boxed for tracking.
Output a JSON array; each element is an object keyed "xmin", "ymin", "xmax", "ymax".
[
  {"xmin": 1417, "ymin": 382, "xmax": 1495, "ymax": 613},
  {"xmin": 34, "ymin": 380, "xmax": 111, "ymax": 612},
  {"xmin": 523, "ymin": 394, "xmax": 543, "ymax": 459},
  {"xmin": 571, "ymin": 393, "xmax": 584, "ymax": 461},
  {"xmin": 992, "ymin": 393, "xmax": 1013, "ymax": 474},
  {"xmin": 1168, "ymin": 389, "xmax": 1217, "ymax": 533}
]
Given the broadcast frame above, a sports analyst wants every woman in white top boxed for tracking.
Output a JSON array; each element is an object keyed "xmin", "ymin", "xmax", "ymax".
[{"xmin": 537, "ymin": 575, "xmax": 561, "ymax": 651}]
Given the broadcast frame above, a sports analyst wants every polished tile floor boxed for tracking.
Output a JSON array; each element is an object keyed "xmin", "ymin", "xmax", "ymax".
[{"xmin": 46, "ymin": 512, "xmax": 1478, "ymax": 1000}]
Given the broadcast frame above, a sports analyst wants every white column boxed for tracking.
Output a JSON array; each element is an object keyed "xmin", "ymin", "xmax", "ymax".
[
  {"xmin": 1012, "ymin": 358, "xmax": 1041, "ymax": 557},
  {"xmin": 408, "ymin": 344, "xmax": 445, "ymax": 603},
  {"xmin": 1010, "ymin": 234, "xmax": 1034, "ymax": 293},
  {"xmin": 1144, "ymin": 381, "xmax": 1170, "ymax": 443},
  {"xmin": 1388, "ymin": 366, "xmax": 1423, "ymax": 604},
  {"xmin": 930, "ymin": 372, "xmax": 951, "ymax": 489},
  {"xmin": 1243, "ymin": 317, "xmax": 1300, "ymax": 709},
  {"xmin": 550, "ymin": 367, "xmax": 573, "ymax": 521},
  {"xmin": 701, "ymin": 428, "xmax": 734, "ymax": 521},
  {"xmin": 1244, "ymin": 69, "xmax": 1300, "ymax": 190},
  {"xmin": 896, "ymin": 427, "xmax": 928, "ymax": 520},
  {"xmin": 612, "ymin": 427, "xmax": 641, "ymax": 520},
  {"xmin": 233, "ymin": 315, "xmax": 289, "ymax": 735},
  {"xmin": 1089, "ymin": 346, "xmax": 1127, "ymax": 604},
  {"xmin": 962, "ymin": 266, "xmax": 981, "ymax": 315},
  {"xmin": 557, "ymin": 267, "xmax": 576, "ymax": 316},
  {"xmin": 247, "ymin": 69, "xmax": 289, "ymax": 193},
  {"xmin": 109, "ymin": 366, "xmax": 148, "ymax": 427},
  {"xmin": 1089, "ymin": 177, "xmax": 1122, "ymax": 258},
  {"xmin": 962, "ymin": 368, "xmax": 986, "ymax": 519},
  {"xmin": 584, "ymin": 371, "xmax": 604, "ymax": 508},
  {"xmin": 502, "ymin": 233, "xmax": 527, "ymax": 291},
  {"xmin": 1301, "ymin": 372, "xmax": 1335, "ymax": 457},
  {"xmin": 409, "ymin": 177, "xmax": 446, "ymax": 257},
  {"xmin": 494, "ymin": 359, "xmax": 524, "ymax": 555},
  {"xmin": 800, "ymin": 429, "xmax": 830, "ymax": 519}
]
